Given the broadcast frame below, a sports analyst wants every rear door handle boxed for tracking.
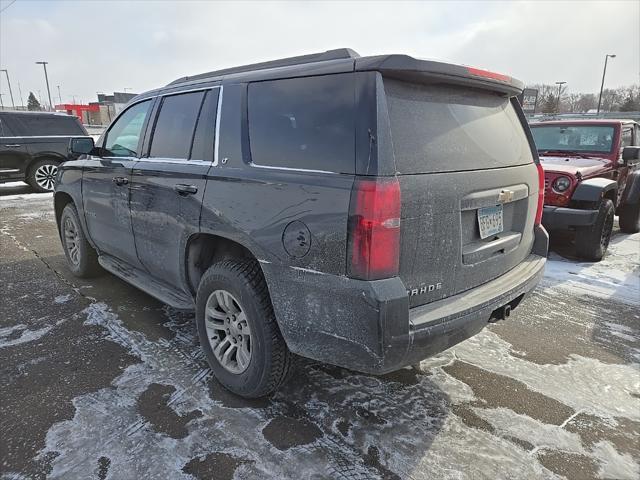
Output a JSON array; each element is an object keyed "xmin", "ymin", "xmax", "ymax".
[
  {"xmin": 174, "ymin": 184, "xmax": 198, "ymax": 195},
  {"xmin": 112, "ymin": 176, "xmax": 129, "ymax": 186},
  {"xmin": 3, "ymin": 144, "xmax": 21, "ymax": 148}
]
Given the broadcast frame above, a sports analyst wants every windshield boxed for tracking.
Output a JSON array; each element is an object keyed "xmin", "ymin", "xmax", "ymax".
[{"xmin": 531, "ymin": 125, "xmax": 615, "ymax": 154}]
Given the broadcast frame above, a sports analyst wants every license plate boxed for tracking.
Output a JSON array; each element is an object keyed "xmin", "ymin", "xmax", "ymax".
[{"xmin": 478, "ymin": 205, "xmax": 504, "ymax": 239}]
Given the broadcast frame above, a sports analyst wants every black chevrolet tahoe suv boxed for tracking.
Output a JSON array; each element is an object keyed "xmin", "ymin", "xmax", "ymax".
[
  {"xmin": 55, "ymin": 49, "xmax": 548, "ymax": 397},
  {"xmin": 0, "ymin": 111, "xmax": 90, "ymax": 192}
]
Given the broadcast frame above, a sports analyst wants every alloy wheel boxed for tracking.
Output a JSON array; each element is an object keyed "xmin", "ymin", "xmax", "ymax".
[
  {"xmin": 63, "ymin": 217, "xmax": 80, "ymax": 266},
  {"xmin": 34, "ymin": 164, "xmax": 58, "ymax": 191},
  {"xmin": 205, "ymin": 289, "xmax": 252, "ymax": 374}
]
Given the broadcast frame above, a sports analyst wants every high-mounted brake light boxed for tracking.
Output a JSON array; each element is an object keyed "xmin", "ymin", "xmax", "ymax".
[
  {"xmin": 535, "ymin": 163, "xmax": 545, "ymax": 226},
  {"xmin": 467, "ymin": 67, "xmax": 511, "ymax": 83},
  {"xmin": 347, "ymin": 177, "xmax": 401, "ymax": 280}
]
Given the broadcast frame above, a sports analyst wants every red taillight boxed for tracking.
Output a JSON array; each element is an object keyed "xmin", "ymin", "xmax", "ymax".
[
  {"xmin": 348, "ymin": 177, "xmax": 401, "ymax": 280},
  {"xmin": 535, "ymin": 163, "xmax": 545, "ymax": 225},
  {"xmin": 467, "ymin": 66, "xmax": 511, "ymax": 83}
]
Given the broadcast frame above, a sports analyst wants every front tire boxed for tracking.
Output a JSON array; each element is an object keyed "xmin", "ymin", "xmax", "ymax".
[
  {"xmin": 619, "ymin": 201, "xmax": 640, "ymax": 234},
  {"xmin": 60, "ymin": 204, "xmax": 102, "ymax": 278},
  {"xmin": 575, "ymin": 199, "xmax": 614, "ymax": 261},
  {"xmin": 196, "ymin": 259, "xmax": 291, "ymax": 398},
  {"xmin": 28, "ymin": 158, "xmax": 60, "ymax": 192}
]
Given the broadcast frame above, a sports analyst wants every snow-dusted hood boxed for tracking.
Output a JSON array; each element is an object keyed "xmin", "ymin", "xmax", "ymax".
[{"xmin": 539, "ymin": 155, "xmax": 609, "ymax": 177}]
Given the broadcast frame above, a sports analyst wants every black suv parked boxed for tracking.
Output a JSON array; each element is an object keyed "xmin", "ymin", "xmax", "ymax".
[
  {"xmin": 55, "ymin": 49, "xmax": 548, "ymax": 397},
  {"xmin": 0, "ymin": 111, "xmax": 89, "ymax": 192}
]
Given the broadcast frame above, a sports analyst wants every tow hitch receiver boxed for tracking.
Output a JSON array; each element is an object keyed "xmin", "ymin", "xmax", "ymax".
[{"xmin": 490, "ymin": 304, "xmax": 512, "ymax": 322}]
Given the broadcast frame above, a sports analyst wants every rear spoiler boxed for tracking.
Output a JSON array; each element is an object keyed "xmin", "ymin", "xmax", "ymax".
[{"xmin": 355, "ymin": 55, "xmax": 524, "ymax": 96}]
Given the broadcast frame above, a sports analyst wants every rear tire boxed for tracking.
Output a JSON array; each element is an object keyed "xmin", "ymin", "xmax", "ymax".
[
  {"xmin": 575, "ymin": 199, "xmax": 614, "ymax": 261},
  {"xmin": 619, "ymin": 201, "xmax": 640, "ymax": 234},
  {"xmin": 28, "ymin": 158, "xmax": 60, "ymax": 193},
  {"xmin": 196, "ymin": 259, "xmax": 291, "ymax": 398},
  {"xmin": 60, "ymin": 204, "xmax": 102, "ymax": 278}
]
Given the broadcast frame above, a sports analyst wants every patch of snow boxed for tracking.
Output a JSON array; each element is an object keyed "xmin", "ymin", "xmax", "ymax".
[
  {"xmin": 475, "ymin": 408, "xmax": 638, "ymax": 479},
  {"xmin": 452, "ymin": 329, "xmax": 640, "ymax": 421},
  {"xmin": 592, "ymin": 440, "xmax": 640, "ymax": 480},
  {"xmin": 41, "ymin": 303, "xmax": 564, "ymax": 479},
  {"xmin": 0, "ymin": 192, "xmax": 53, "ymax": 208},
  {"xmin": 543, "ymin": 231, "xmax": 640, "ymax": 306},
  {"xmin": 475, "ymin": 407, "xmax": 583, "ymax": 452},
  {"xmin": 16, "ymin": 210, "xmax": 54, "ymax": 220},
  {"xmin": 54, "ymin": 294, "xmax": 73, "ymax": 304},
  {"xmin": 0, "ymin": 323, "xmax": 54, "ymax": 348}
]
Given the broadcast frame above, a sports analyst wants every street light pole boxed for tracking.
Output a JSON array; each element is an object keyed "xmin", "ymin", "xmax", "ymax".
[
  {"xmin": 555, "ymin": 81, "xmax": 566, "ymax": 114},
  {"xmin": 35, "ymin": 61, "xmax": 53, "ymax": 111},
  {"xmin": 17, "ymin": 81, "xmax": 24, "ymax": 109},
  {"xmin": 0, "ymin": 69, "xmax": 16, "ymax": 108},
  {"xmin": 57, "ymin": 85, "xmax": 62, "ymax": 105},
  {"xmin": 597, "ymin": 54, "xmax": 616, "ymax": 115}
]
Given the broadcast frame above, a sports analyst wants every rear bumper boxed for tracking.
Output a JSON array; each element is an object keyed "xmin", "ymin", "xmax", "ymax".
[
  {"xmin": 542, "ymin": 205, "xmax": 598, "ymax": 229},
  {"xmin": 262, "ymin": 227, "xmax": 548, "ymax": 374}
]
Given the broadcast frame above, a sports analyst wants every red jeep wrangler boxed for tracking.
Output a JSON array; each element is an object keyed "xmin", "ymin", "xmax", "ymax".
[{"xmin": 530, "ymin": 119, "xmax": 640, "ymax": 261}]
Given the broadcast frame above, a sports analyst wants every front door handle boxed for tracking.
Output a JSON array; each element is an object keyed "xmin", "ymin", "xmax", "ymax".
[
  {"xmin": 3, "ymin": 144, "xmax": 21, "ymax": 148},
  {"xmin": 174, "ymin": 184, "xmax": 198, "ymax": 195},
  {"xmin": 112, "ymin": 176, "xmax": 129, "ymax": 186}
]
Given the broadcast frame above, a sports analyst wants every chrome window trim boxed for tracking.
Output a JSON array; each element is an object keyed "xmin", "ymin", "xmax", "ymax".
[
  {"xmin": 248, "ymin": 162, "xmax": 336, "ymax": 175},
  {"xmin": 133, "ymin": 157, "xmax": 212, "ymax": 166},
  {"xmin": 104, "ymin": 86, "xmax": 221, "ymax": 163},
  {"xmin": 213, "ymin": 85, "xmax": 223, "ymax": 167}
]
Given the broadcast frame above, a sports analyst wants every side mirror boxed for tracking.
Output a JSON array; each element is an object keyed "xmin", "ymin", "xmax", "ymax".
[
  {"xmin": 69, "ymin": 137, "xmax": 95, "ymax": 156},
  {"xmin": 622, "ymin": 146, "xmax": 640, "ymax": 165}
]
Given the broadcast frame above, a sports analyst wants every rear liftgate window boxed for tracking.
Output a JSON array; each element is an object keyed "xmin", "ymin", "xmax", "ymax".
[
  {"xmin": 247, "ymin": 73, "xmax": 355, "ymax": 173},
  {"xmin": 384, "ymin": 79, "xmax": 533, "ymax": 174}
]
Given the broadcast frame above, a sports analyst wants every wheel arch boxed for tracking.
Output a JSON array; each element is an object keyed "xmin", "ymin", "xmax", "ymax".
[
  {"xmin": 572, "ymin": 177, "xmax": 619, "ymax": 207},
  {"xmin": 27, "ymin": 152, "xmax": 66, "ymax": 176},
  {"xmin": 184, "ymin": 233, "xmax": 261, "ymax": 296},
  {"xmin": 54, "ymin": 191, "xmax": 74, "ymax": 230}
]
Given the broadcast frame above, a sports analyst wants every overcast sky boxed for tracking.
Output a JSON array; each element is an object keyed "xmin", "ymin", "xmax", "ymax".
[{"xmin": 0, "ymin": 0, "xmax": 638, "ymax": 107}]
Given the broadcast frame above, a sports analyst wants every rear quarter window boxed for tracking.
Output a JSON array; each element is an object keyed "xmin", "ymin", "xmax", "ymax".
[
  {"xmin": 384, "ymin": 79, "xmax": 534, "ymax": 174},
  {"xmin": 247, "ymin": 73, "xmax": 355, "ymax": 173}
]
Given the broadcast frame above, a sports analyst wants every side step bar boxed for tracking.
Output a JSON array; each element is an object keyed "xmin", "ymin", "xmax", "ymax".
[{"xmin": 98, "ymin": 254, "xmax": 195, "ymax": 310}]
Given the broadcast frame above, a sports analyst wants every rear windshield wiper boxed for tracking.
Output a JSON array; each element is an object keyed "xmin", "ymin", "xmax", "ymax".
[{"xmin": 538, "ymin": 149, "xmax": 589, "ymax": 158}]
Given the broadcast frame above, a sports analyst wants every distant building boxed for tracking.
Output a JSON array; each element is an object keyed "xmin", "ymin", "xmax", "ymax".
[
  {"xmin": 54, "ymin": 103, "xmax": 100, "ymax": 124},
  {"xmin": 55, "ymin": 91, "xmax": 138, "ymax": 126}
]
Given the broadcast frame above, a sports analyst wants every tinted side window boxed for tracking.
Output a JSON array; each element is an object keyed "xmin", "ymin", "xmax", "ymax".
[
  {"xmin": 3, "ymin": 114, "xmax": 85, "ymax": 136},
  {"xmin": 248, "ymin": 74, "xmax": 355, "ymax": 173},
  {"xmin": 150, "ymin": 91, "xmax": 205, "ymax": 159},
  {"xmin": 621, "ymin": 128, "xmax": 632, "ymax": 148},
  {"xmin": 190, "ymin": 89, "xmax": 219, "ymax": 161},
  {"xmin": 0, "ymin": 116, "xmax": 15, "ymax": 136},
  {"xmin": 104, "ymin": 100, "xmax": 152, "ymax": 157}
]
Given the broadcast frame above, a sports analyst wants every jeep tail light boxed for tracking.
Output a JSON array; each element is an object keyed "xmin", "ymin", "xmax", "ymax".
[
  {"xmin": 348, "ymin": 177, "xmax": 401, "ymax": 280},
  {"xmin": 535, "ymin": 163, "xmax": 545, "ymax": 225}
]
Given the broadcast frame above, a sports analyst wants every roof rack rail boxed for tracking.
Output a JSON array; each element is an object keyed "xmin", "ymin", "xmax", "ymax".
[{"xmin": 167, "ymin": 48, "xmax": 360, "ymax": 86}]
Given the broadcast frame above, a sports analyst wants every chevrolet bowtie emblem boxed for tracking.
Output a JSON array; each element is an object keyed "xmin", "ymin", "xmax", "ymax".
[{"xmin": 498, "ymin": 190, "xmax": 514, "ymax": 203}]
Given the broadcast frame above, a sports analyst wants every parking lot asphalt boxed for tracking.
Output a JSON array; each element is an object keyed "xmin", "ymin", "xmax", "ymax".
[{"xmin": 1, "ymin": 182, "xmax": 639, "ymax": 480}]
